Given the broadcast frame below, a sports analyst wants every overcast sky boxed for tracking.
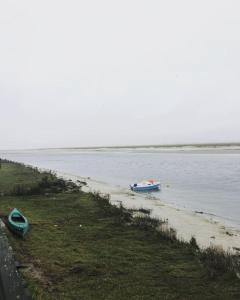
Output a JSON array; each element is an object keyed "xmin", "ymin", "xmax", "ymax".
[{"xmin": 1, "ymin": 0, "xmax": 240, "ymax": 149}]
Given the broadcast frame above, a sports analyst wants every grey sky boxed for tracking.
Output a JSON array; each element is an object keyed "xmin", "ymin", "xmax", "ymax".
[{"xmin": 1, "ymin": 0, "xmax": 240, "ymax": 149}]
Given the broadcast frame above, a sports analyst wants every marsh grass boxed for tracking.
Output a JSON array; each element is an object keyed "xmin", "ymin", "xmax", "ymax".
[
  {"xmin": 90, "ymin": 192, "xmax": 132, "ymax": 224},
  {"xmin": 0, "ymin": 160, "xmax": 79, "ymax": 196},
  {"xmin": 137, "ymin": 208, "xmax": 151, "ymax": 214},
  {"xmin": 190, "ymin": 236, "xmax": 199, "ymax": 250},
  {"xmin": 132, "ymin": 214, "xmax": 163, "ymax": 229},
  {"xmin": 1, "ymin": 160, "xmax": 240, "ymax": 299},
  {"xmin": 200, "ymin": 246, "xmax": 240, "ymax": 278},
  {"xmin": 90, "ymin": 191, "xmax": 240, "ymax": 278}
]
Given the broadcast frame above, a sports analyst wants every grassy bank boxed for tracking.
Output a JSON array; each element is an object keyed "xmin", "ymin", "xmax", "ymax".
[{"xmin": 0, "ymin": 160, "xmax": 240, "ymax": 299}]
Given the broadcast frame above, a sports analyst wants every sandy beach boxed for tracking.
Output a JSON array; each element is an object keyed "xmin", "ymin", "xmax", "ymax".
[{"xmin": 55, "ymin": 170, "xmax": 240, "ymax": 253}]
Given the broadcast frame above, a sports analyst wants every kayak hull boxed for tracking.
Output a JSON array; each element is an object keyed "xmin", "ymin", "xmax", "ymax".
[
  {"xmin": 8, "ymin": 223, "xmax": 28, "ymax": 237},
  {"xmin": 7, "ymin": 208, "xmax": 29, "ymax": 237}
]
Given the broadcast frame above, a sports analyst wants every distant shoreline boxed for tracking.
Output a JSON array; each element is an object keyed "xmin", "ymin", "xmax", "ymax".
[
  {"xmin": 2, "ymin": 142, "xmax": 240, "ymax": 152},
  {"xmin": 30, "ymin": 142, "xmax": 240, "ymax": 151}
]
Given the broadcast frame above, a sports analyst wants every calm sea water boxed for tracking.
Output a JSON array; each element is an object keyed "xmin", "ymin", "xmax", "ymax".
[{"xmin": 1, "ymin": 149, "xmax": 240, "ymax": 228}]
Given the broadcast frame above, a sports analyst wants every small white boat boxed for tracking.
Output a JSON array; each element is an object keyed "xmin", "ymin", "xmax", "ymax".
[{"xmin": 130, "ymin": 180, "xmax": 160, "ymax": 192}]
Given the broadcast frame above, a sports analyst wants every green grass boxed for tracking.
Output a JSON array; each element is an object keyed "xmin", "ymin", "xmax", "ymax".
[
  {"xmin": 0, "ymin": 161, "xmax": 42, "ymax": 194},
  {"xmin": 0, "ymin": 160, "xmax": 77, "ymax": 196},
  {"xmin": 0, "ymin": 161, "xmax": 240, "ymax": 299}
]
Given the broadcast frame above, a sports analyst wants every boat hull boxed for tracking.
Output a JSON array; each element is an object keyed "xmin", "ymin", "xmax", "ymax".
[
  {"xmin": 8, "ymin": 223, "xmax": 28, "ymax": 237},
  {"xmin": 7, "ymin": 208, "xmax": 29, "ymax": 237},
  {"xmin": 130, "ymin": 183, "xmax": 160, "ymax": 192}
]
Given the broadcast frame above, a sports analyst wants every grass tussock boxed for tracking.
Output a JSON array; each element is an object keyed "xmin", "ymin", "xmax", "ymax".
[
  {"xmin": 133, "ymin": 215, "xmax": 163, "ymax": 229},
  {"xmin": 91, "ymin": 192, "xmax": 132, "ymax": 224},
  {"xmin": 190, "ymin": 236, "xmax": 199, "ymax": 250},
  {"xmin": 200, "ymin": 246, "xmax": 240, "ymax": 278},
  {"xmin": 136, "ymin": 208, "xmax": 151, "ymax": 214},
  {"xmin": 157, "ymin": 223, "xmax": 177, "ymax": 242}
]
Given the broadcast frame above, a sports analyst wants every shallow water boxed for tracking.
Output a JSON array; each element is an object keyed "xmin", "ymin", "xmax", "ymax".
[{"xmin": 1, "ymin": 148, "xmax": 240, "ymax": 228}]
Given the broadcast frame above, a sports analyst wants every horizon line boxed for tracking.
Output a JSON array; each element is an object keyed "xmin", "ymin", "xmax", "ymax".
[{"xmin": 1, "ymin": 142, "xmax": 240, "ymax": 152}]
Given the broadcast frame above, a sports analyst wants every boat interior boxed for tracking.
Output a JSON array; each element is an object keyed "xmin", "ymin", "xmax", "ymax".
[{"xmin": 12, "ymin": 215, "xmax": 25, "ymax": 223}]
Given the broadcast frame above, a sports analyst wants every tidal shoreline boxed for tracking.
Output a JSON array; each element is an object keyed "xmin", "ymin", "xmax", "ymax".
[
  {"xmin": 54, "ymin": 170, "xmax": 240, "ymax": 252},
  {"xmin": 2, "ymin": 147, "xmax": 240, "ymax": 231}
]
